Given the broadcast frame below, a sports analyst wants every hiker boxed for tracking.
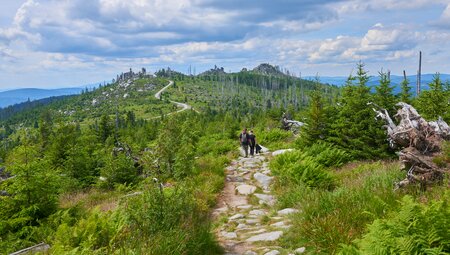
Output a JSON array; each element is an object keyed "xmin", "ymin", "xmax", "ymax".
[
  {"xmin": 248, "ymin": 130, "xmax": 257, "ymax": 156},
  {"xmin": 239, "ymin": 128, "xmax": 249, "ymax": 157}
]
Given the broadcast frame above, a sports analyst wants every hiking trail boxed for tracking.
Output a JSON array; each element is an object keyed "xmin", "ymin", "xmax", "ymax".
[
  {"xmin": 150, "ymin": 80, "xmax": 195, "ymax": 119},
  {"xmin": 213, "ymin": 149, "xmax": 305, "ymax": 255}
]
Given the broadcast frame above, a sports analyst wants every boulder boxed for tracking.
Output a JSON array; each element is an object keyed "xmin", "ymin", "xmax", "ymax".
[{"xmin": 265, "ymin": 250, "xmax": 280, "ymax": 255}]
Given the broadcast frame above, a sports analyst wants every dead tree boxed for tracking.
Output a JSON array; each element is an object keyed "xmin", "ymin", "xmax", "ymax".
[{"xmin": 371, "ymin": 102, "xmax": 449, "ymax": 189}]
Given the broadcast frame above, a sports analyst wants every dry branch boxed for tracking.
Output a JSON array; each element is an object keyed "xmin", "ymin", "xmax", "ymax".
[{"xmin": 372, "ymin": 102, "xmax": 449, "ymax": 189}]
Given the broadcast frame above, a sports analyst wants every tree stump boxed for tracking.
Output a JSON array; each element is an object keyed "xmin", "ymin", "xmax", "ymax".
[{"xmin": 371, "ymin": 102, "xmax": 449, "ymax": 189}]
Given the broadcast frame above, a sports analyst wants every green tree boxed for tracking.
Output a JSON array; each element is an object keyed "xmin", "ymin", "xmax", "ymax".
[
  {"xmin": 38, "ymin": 110, "xmax": 53, "ymax": 149},
  {"xmin": 0, "ymin": 142, "xmax": 59, "ymax": 234},
  {"xmin": 415, "ymin": 73, "xmax": 449, "ymax": 121},
  {"xmin": 399, "ymin": 76, "xmax": 412, "ymax": 104},
  {"xmin": 300, "ymin": 78, "xmax": 330, "ymax": 145},
  {"xmin": 100, "ymin": 152, "xmax": 138, "ymax": 188},
  {"xmin": 374, "ymin": 70, "xmax": 396, "ymax": 114},
  {"xmin": 328, "ymin": 62, "xmax": 390, "ymax": 159},
  {"xmin": 97, "ymin": 114, "xmax": 114, "ymax": 143}
]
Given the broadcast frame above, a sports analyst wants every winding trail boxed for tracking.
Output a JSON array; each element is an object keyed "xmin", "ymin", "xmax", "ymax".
[
  {"xmin": 213, "ymin": 150, "xmax": 303, "ymax": 255},
  {"xmin": 153, "ymin": 80, "xmax": 194, "ymax": 117}
]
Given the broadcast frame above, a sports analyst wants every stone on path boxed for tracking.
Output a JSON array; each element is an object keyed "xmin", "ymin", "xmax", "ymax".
[
  {"xmin": 229, "ymin": 213, "xmax": 245, "ymax": 220},
  {"xmin": 237, "ymin": 205, "xmax": 252, "ymax": 210},
  {"xmin": 254, "ymin": 193, "xmax": 276, "ymax": 205},
  {"xmin": 236, "ymin": 184, "xmax": 257, "ymax": 195},
  {"xmin": 272, "ymin": 149, "xmax": 294, "ymax": 156},
  {"xmin": 246, "ymin": 219, "xmax": 260, "ymax": 224},
  {"xmin": 244, "ymin": 251, "xmax": 257, "ymax": 255},
  {"xmin": 237, "ymin": 223, "xmax": 247, "ymax": 229},
  {"xmin": 270, "ymin": 221, "xmax": 291, "ymax": 229},
  {"xmin": 221, "ymin": 231, "xmax": 238, "ymax": 239},
  {"xmin": 227, "ymin": 175, "xmax": 244, "ymax": 182},
  {"xmin": 265, "ymin": 250, "xmax": 280, "ymax": 255},
  {"xmin": 254, "ymin": 172, "xmax": 274, "ymax": 189},
  {"xmin": 277, "ymin": 208, "xmax": 299, "ymax": 215},
  {"xmin": 246, "ymin": 231, "xmax": 283, "ymax": 242},
  {"xmin": 249, "ymin": 209, "xmax": 266, "ymax": 216}
]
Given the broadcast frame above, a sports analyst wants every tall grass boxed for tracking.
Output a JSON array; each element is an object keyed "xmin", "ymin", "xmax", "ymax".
[{"xmin": 275, "ymin": 162, "xmax": 406, "ymax": 254}]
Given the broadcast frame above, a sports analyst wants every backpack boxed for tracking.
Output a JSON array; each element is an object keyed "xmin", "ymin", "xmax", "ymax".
[{"xmin": 241, "ymin": 133, "xmax": 248, "ymax": 144}]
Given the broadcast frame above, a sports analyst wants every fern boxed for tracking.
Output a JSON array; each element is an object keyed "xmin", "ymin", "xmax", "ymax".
[{"xmin": 341, "ymin": 195, "xmax": 450, "ymax": 254}]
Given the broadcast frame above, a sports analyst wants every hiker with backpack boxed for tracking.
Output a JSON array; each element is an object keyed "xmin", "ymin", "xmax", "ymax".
[
  {"xmin": 239, "ymin": 128, "xmax": 249, "ymax": 157},
  {"xmin": 248, "ymin": 130, "xmax": 257, "ymax": 156}
]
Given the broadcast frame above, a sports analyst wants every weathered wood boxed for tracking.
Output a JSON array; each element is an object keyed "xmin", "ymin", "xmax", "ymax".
[
  {"xmin": 9, "ymin": 243, "xmax": 50, "ymax": 255},
  {"xmin": 373, "ymin": 102, "xmax": 449, "ymax": 189}
]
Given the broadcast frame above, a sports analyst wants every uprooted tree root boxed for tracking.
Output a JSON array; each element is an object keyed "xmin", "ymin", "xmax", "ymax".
[{"xmin": 371, "ymin": 102, "xmax": 450, "ymax": 189}]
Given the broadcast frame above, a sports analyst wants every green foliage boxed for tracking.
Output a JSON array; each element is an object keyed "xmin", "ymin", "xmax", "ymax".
[
  {"xmin": 340, "ymin": 194, "xmax": 450, "ymax": 254},
  {"xmin": 276, "ymin": 162, "xmax": 405, "ymax": 254},
  {"xmin": 415, "ymin": 73, "xmax": 450, "ymax": 122},
  {"xmin": 0, "ymin": 143, "xmax": 60, "ymax": 237},
  {"xmin": 327, "ymin": 62, "xmax": 392, "ymax": 159},
  {"xmin": 50, "ymin": 184, "xmax": 222, "ymax": 254},
  {"xmin": 270, "ymin": 150, "xmax": 336, "ymax": 190},
  {"xmin": 399, "ymin": 76, "xmax": 412, "ymax": 104},
  {"xmin": 196, "ymin": 134, "xmax": 235, "ymax": 157},
  {"xmin": 374, "ymin": 70, "xmax": 396, "ymax": 115},
  {"xmin": 100, "ymin": 152, "xmax": 139, "ymax": 188},
  {"xmin": 302, "ymin": 141, "xmax": 352, "ymax": 168}
]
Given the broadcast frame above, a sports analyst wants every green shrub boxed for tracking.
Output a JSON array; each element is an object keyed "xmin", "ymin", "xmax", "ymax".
[
  {"xmin": 270, "ymin": 150, "xmax": 336, "ymax": 190},
  {"xmin": 278, "ymin": 162, "xmax": 404, "ymax": 254},
  {"xmin": 257, "ymin": 128, "xmax": 292, "ymax": 149},
  {"xmin": 303, "ymin": 141, "xmax": 352, "ymax": 168},
  {"xmin": 100, "ymin": 153, "xmax": 139, "ymax": 188},
  {"xmin": 196, "ymin": 134, "xmax": 235, "ymax": 157},
  {"xmin": 339, "ymin": 194, "xmax": 450, "ymax": 255}
]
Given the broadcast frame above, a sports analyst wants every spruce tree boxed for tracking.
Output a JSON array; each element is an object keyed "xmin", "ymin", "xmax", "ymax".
[
  {"xmin": 415, "ymin": 73, "xmax": 449, "ymax": 121},
  {"xmin": 300, "ymin": 78, "xmax": 329, "ymax": 145},
  {"xmin": 374, "ymin": 70, "xmax": 396, "ymax": 115},
  {"xmin": 328, "ymin": 62, "xmax": 390, "ymax": 159},
  {"xmin": 399, "ymin": 76, "xmax": 412, "ymax": 104}
]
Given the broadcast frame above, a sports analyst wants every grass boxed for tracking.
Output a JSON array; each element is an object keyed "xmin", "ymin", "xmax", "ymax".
[
  {"xmin": 59, "ymin": 188, "xmax": 128, "ymax": 212},
  {"xmin": 272, "ymin": 160, "xmax": 450, "ymax": 254}
]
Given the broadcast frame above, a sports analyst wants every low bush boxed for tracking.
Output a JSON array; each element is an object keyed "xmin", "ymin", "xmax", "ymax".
[
  {"xmin": 303, "ymin": 141, "xmax": 352, "ymax": 168},
  {"xmin": 276, "ymin": 162, "xmax": 405, "ymax": 254},
  {"xmin": 270, "ymin": 150, "xmax": 336, "ymax": 190},
  {"xmin": 339, "ymin": 194, "xmax": 450, "ymax": 254}
]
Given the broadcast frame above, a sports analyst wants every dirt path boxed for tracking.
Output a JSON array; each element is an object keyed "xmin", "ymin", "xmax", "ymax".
[
  {"xmin": 149, "ymin": 80, "xmax": 195, "ymax": 120},
  {"xmin": 213, "ymin": 150, "xmax": 303, "ymax": 255}
]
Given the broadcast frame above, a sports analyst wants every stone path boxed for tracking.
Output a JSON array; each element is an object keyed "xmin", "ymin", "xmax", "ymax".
[{"xmin": 213, "ymin": 151, "xmax": 304, "ymax": 255}]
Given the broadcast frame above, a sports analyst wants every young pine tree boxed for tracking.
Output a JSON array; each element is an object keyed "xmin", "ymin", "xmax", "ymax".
[
  {"xmin": 300, "ymin": 78, "xmax": 329, "ymax": 146},
  {"xmin": 399, "ymin": 75, "xmax": 412, "ymax": 104},
  {"xmin": 374, "ymin": 70, "xmax": 396, "ymax": 115},
  {"xmin": 328, "ymin": 62, "xmax": 391, "ymax": 159},
  {"xmin": 415, "ymin": 73, "xmax": 449, "ymax": 121}
]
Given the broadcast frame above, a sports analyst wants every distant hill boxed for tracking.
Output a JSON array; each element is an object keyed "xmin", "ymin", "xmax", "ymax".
[
  {"xmin": 0, "ymin": 85, "xmax": 98, "ymax": 109},
  {"xmin": 252, "ymin": 63, "xmax": 285, "ymax": 76},
  {"xmin": 306, "ymin": 74, "xmax": 450, "ymax": 94}
]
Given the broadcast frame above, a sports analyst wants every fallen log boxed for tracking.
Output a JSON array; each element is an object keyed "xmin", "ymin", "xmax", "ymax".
[
  {"xmin": 9, "ymin": 243, "xmax": 50, "ymax": 255},
  {"xmin": 371, "ymin": 102, "xmax": 449, "ymax": 189}
]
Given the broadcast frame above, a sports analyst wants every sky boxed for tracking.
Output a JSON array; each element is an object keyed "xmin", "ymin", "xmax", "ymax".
[{"xmin": 0, "ymin": 0, "xmax": 450, "ymax": 89}]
